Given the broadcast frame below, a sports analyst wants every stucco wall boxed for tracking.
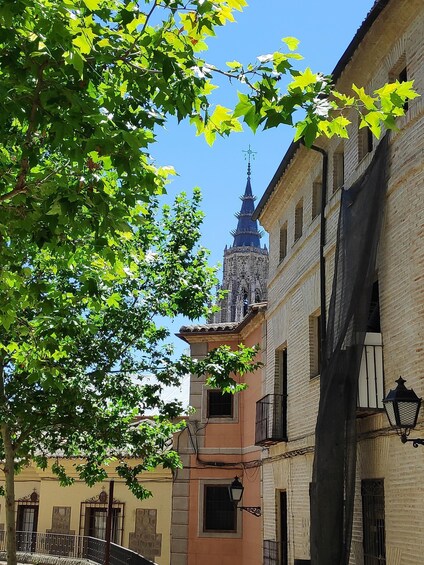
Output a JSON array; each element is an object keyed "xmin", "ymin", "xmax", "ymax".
[{"xmin": 0, "ymin": 459, "xmax": 172, "ymax": 565}]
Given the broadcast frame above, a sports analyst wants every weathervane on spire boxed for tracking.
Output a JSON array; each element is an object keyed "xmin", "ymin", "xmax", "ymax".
[{"xmin": 243, "ymin": 145, "xmax": 257, "ymax": 178}]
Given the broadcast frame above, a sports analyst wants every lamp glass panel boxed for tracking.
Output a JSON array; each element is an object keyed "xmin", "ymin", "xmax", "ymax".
[
  {"xmin": 384, "ymin": 402, "xmax": 397, "ymax": 428},
  {"xmin": 397, "ymin": 400, "xmax": 420, "ymax": 428},
  {"xmin": 229, "ymin": 486, "xmax": 243, "ymax": 503}
]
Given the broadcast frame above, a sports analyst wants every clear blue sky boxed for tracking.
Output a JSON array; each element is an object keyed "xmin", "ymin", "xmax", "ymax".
[{"xmin": 152, "ymin": 0, "xmax": 376, "ymax": 373}]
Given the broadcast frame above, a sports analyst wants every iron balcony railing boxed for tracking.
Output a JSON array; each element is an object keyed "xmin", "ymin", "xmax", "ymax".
[
  {"xmin": 0, "ymin": 531, "xmax": 157, "ymax": 565},
  {"xmin": 255, "ymin": 393, "xmax": 287, "ymax": 446},
  {"xmin": 263, "ymin": 540, "xmax": 280, "ymax": 565},
  {"xmin": 357, "ymin": 332, "xmax": 384, "ymax": 411}
]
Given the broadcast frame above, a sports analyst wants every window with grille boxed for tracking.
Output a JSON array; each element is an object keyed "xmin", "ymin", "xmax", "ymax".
[
  {"xmin": 207, "ymin": 390, "xmax": 233, "ymax": 418},
  {"xmin": 294, "ymin": 199, "xmax": 303, "ymax": 242},
  {"xmin": 16, "ymin": 490, "xmax": 39, "ymax": 552},
  {"xmin": 362, "ymin": 479, "xmax": 386, "ymax": 564},
  {"xmin": 203, "ymin": 485, "xmax": 237, "ymax": 532},
  {"xmin": 80, "ymin": 492, "xmax": 124, "ymax": 545},
  {"xmin": 279, "ymin": 223, "xmax": 288, "ymax": 262},
  {"xmin": 86, "ymin": 508, "xmax": 121, "ymax": 544},
  {"xmin": 312, "ymin": 180, "xmax": 322, "ymax": 220},
  {"xmin": 358, "ymin": 125, "xmax": 373, "ymax": 162},
  {"xmin": 333, "ymin": 150, "xmax": 344, "ymax": 193}
]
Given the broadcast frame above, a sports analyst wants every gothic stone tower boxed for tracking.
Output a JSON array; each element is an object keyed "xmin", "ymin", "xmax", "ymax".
[{"xmin": 211, "ymin": 162, "xmax": 268, "ymax": 323}]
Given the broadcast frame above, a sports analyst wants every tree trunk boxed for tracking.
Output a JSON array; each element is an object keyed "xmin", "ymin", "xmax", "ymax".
[{"xmin": 1, "ymin": 423, "xmax": 17, "ymax": 565}]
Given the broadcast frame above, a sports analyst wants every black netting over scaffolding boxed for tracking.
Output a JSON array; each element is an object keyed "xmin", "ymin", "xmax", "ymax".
[{"xmin": 310, "ymin": 135, "xmax": 389, "ymax": 565}]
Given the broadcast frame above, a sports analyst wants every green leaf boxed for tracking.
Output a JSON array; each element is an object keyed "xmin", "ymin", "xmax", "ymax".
[
  {"xmin": 46, "ymin": 201, "xmax": 62, "ymax": 216},
  {"xmin": 294, "ymin": 118, "xmax": 318, "ymax": 146},
  {"xmin": 64, "ymin": 49, "xmax": 85, "ymax": 76},
  {"xmin": 363, "ymin": 111, "xmax": 383, "ymax": 139},
  {"xmin": 352, "ymin": 84, "xmax": 376, "ymax": 110},
  {"xmin": 106, "ymin": 293, "xmax": 122, "ymax": 307},
  {"xmin": 73, "ymin": 34, "xmax": 91, "ymax": 55},
  {"xmin": 233, "ymin": 93, "xmax": 254, "ymax": 118},
  {"xmin": 97, "ymin": 38, "xmax": 111, "ymax": 48},
  {"xmin": 226, "ymin": 60, "xmax": 242, "ymax": 69},
  {"xmin": 82, "ymin": 0, "xmax": 101, "ymax": 9},
  {"xmin": 242, "ymin": 107, "xmax": 261, "ymax": 132},
  {"xmin": 282, "ymin": 36, "xmax": 300, "ymax": 51},
  {"xmin": 289, "ymin": 68, "xmax": 317, "ymax": 90}
]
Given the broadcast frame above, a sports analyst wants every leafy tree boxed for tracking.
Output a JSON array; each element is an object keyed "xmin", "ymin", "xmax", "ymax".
[
  {"xmin": 0, "ymin": 186, "xmax": 259, "ymax": 565},
  {"xmin": 0, "ymin": 1, "xmax": 417, "ymax": 564}
]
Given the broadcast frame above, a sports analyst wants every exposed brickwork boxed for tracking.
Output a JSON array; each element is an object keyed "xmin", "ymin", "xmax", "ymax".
[{"xmin": 258, "ymin": 1, "xmax": 424, "ymax": 562}]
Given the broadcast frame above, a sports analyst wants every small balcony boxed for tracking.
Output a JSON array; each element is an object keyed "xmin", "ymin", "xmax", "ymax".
[
  {"xmin": 263, "ymin": 540, "xmax": 280, "ymax": 565},
  {"xmin": 255, "ymin": 394, "xmax": 287, "ymax": 446},
  {"xmin": 357, "ymin": 332, "xmax": 384, "ymax": 412}
]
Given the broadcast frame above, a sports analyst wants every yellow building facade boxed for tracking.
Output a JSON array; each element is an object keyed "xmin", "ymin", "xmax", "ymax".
[{"xmin": 0, "ymin": 458, "xmax": 172, "ymax": 565}]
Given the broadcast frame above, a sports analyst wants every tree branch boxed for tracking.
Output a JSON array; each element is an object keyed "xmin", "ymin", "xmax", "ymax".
[{"xmin": 10, "ymin": 62, "xmax": 47, "ymax": 201}]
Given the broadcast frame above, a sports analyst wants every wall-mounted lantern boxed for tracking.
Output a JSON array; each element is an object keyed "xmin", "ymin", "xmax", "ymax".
[
  {"xmin": 228, "ymin": 476, "xmax": 261, "ymax": 517},
  {"xmin": 383, "ymin": 377, "xmax": 424, "ymax": 447}
]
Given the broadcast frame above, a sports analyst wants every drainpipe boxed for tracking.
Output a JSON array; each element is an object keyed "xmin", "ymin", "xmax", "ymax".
[{"xmin": 307, "ymin": 143, "xmax": 328, "ymax": 370}]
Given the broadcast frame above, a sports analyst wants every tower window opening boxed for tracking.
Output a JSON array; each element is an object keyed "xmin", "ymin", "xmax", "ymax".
[{"xmin": 243, "ymin": 289, "xmax": 249, "ymax": 316}]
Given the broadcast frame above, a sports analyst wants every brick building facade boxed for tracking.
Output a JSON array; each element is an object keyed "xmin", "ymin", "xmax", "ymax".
[{"xmin": 254, "ymin": 0, "xmax": 424, "ymax": 562}]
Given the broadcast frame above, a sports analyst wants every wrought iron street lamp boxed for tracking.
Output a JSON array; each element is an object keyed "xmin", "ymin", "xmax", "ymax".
[
  {"xmin": 383, "ymin": 377, "xmax": 424, "ymax": 447},
  {"xmin": 228, "ymin": 476, "xmax": 262, "ymax": 517}
]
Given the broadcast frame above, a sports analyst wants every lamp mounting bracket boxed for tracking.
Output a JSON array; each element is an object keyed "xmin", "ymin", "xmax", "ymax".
[{"xmin": 238, "ymin": 506, "xmax": 262, "ymax": 517}]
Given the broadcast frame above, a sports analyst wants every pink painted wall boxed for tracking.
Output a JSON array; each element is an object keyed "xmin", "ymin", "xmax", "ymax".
[{"xmin": 186, "ymin": 322, "xmax": 264, "ymax": 565}]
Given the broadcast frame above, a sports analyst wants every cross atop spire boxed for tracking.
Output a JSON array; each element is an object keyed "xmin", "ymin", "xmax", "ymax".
[
  {"xmin": 242, "ymin": 145, "xmax": 257, "ymax": 178},
  {"xmin": 230, "ymin": 149, "xmax": 263, "ymax": 248}
]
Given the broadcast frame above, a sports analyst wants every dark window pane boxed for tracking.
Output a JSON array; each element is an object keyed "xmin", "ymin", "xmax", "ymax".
[
  {"xmin": 204, "ymin": 486, "xmax": 236, "ymax": 532},
  {"xmin": 208, "ymin": 390, "xmax": 233, "ymax": 417}
]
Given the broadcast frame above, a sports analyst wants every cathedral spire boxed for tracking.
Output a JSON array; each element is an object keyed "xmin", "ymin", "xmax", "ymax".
[
  {"xmin": 209, "ymin": 149, "xmax": 268, "ymax": 324},
  {"xmin": 231, "ymin": 147, "xmax": 262, "ymax": 248}
]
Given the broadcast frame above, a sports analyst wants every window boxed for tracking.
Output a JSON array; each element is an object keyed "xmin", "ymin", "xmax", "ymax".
[
  {"xmin": 367, "ymin": 280, "xmax": 380, "ymax": 332},
  {"xmin": 397, "ymin": 66, "xmax": 408, "ymax": 112},
  {"xmin": 207, "ymin": 390, "xmax": 233, "ymax": 418},
  {"xmin": 86, "ymin": 508, "xmax": 121, "ymax": 544},
  {"xmin": 390, "ymin": 54, "xmax": 408, "ymax": 113},
  {"xmin": 275, "ymin": 348, "xmax": 288, "ymax": 440},
  {"xmin": 362, "ymin": 479, "xmax": 386, "ymax": 564},
  {"xmin": 358, "ymin": 125, "xmax": 373, "ymax": 162},
  {"xmin": 294, "ymin": 199, "xmax": 303, "ymax": 242},
  {"xmin": 16, "ymin": 491, "xmax": 39, "ymax": 552},
  {"xmin": 312, "ymin": 180, "xmax": 322, "ymax": 220},
  {"xmin": 333, "ymin": 149, "xmax": 344, "ymax": 193},
  {"xmin": 80, "ymin": 491, "xmax": 124, "ymax": 545},
  {"xmin": 204, "ymin": 485, "xmax": 237, "ymax": 532},
  {"xmin": 310, "ymin": 313, "xmax": 321, "ymax": 378},
  {"xmin": 279, "ymin": 491, "xmax": 288, "ymax": 565},
  {"xmin": 279, "ymin": 223, "xmax": 288, "ymax": 262},
  {"xmin": 255, "ymin": 349, "xmax": 287, "ymax": 446},
  {"xmin": 242, "ymin": 288, "xmax": 249, "ymax": 316}
]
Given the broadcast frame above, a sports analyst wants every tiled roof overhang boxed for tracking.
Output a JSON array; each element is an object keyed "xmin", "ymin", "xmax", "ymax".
[{"xmin": 177, "ymin": 303, "xmax": 267, "ymax": 342}]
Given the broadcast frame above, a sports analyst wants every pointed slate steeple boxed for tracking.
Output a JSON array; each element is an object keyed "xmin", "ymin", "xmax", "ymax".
[
  {"xmin": 231, "ymin": 161, "xmax": 262, "ymax": 248},
  {"xmin": 210, "ymin": 148, "xmax": 269, "ymax": 324}
]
